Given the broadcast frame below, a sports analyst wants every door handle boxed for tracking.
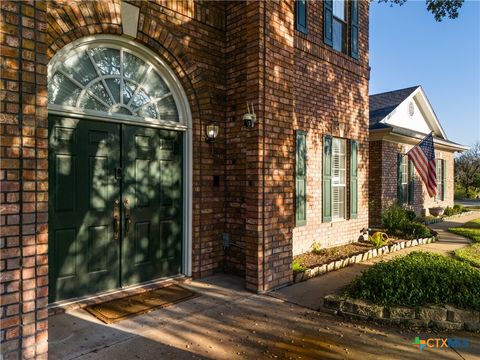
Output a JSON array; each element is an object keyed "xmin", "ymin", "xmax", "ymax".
[
  {"xmin": 113, "ymin": 199, "xmax": 120, "ymax": 240},
  {"xmin": 124, "ymin": 199, "xmax": 131, "ymax": 235}
]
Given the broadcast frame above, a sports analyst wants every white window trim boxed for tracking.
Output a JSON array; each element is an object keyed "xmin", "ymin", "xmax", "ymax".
[
  {"xmin": 48, "ymin": 35, "xmax": 191, "ymax": 130},
  {"xmin": 436, "ymin": 159, "xmax": 444, "ymax": 201},
  {"xmin": 332, "ymin": 137, "xmax": 346, "ymax": 221}
]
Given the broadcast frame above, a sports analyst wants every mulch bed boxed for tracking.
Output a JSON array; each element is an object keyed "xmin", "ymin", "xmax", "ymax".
[{"xmin": 294, "ymin": 240, "xmax": 395, "ymax": 270}]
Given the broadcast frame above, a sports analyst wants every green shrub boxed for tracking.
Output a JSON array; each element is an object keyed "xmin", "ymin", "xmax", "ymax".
[
  {"xmin": 369, "ymin": 232, "xmax": 387, "ymax": 248},
  {"xmin": 405, "ymin": 209, "xmax": 417, "ymax": 221},
  {"xmin": 343, "ymin": 252, "xmax": 480, "ymax": 310},
  {"xmin": 381, "ymin": 204, "xmax": 409, "ymax": 234},
  {"xmin": 443, "ymin": 206, "xmax": 455, "ymax": 217},
  {"xmin": 455, "ymin": 244, "xmax": 480, "ymax": 268},
  {"xmin": 311, "ymin": 242, "xmax": 322, "ymax": 255},
  {"xmin": 453, "ymin": 204, "xmax": 469, "ymax": 213},
  {"xmin": 381, "ymin": 204, "xmax": 432, "ymax": 239},
  {"xmin": 444, "ymin": 205, "xmax": 468, "ymax": 217},
  {"xmin": 292, "ymin": 258, "xmax": 307, "ymax": 273},
  {"xmin": 401, "ymin": 222, "xmax": 432, "ymax": 239}
]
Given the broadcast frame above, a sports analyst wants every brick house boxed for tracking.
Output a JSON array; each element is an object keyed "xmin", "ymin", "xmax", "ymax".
[
  {"xmin": 0, "ymin": 0, "xmax": 369, "ymax": 358},
  {"xmin": 369, "ymin": 86, "xmax": 468, "ymax": 226}
]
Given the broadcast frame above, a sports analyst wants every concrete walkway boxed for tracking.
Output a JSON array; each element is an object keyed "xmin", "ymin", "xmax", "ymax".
[
  {"xmin": 270, "ymin": 211, "xmax": 479, "ymax": 311},
  {"xmin": 49, "ymin": 274, "xmax": 480, "ymax": 360},
  {"xmin": 48, "ymin": 212, "xmax": 480, "ymax": 360}
]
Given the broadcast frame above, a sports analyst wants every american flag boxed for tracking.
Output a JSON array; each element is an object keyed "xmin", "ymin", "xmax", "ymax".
[{"xmin": 407, "ymin": 132, "xmax": 437, "ymax": 198}]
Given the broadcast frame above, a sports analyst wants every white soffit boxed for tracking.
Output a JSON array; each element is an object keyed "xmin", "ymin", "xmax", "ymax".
[{"xmin": 121, "ymin": 1, "xmax": 140, "ymax": 38}]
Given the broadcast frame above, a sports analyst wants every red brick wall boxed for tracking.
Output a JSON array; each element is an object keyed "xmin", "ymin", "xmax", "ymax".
[
  {"xmin": 368, "ymin": 140, "xmax": 383, "ymax": 225},
  {"xmin": 1, "ymin": 1, "xmax": 49, "ymax": 358},
  {"xmin": 45, "ymin": 0, "xmax": 228, "ymax": 278},
  {"xmin": 224, "ymin": 0, "xmax": 248, "ymax": 277},
  {"xmin": 368, "ymin": 139, "xmax": 456, "ymax": 226},
  {"xmin": 2, "ymin": 0, "xmax": 229, "ymax": 358},
  {"xmin": 1, "ymin": 1, "xmax": 371, "ymax": 357},
  {"xmin": 256, "ymin": 0, "xmax": 297, "ymax": 290},
  {"xmin": 291, "ymin": 0, "xmax": 370, "ymax": 255}
]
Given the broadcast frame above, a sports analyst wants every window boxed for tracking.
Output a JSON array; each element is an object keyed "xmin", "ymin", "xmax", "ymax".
[
  {"xmin": 436, "ymin": 159, "xmax": 445, "ymax": 200},
  {"xmin": 332, "ymin": 138, "xmax": 346, "ymax": 220},
  {"xmin": 332, "ymin": 1, "xmax": 347, "ymax": 53},
  {"xmin": 400, "ymin": 156, "xmax": 408, "ymax": 204},
  {"xmin": 48, "ymin": 46, "xmax": 180, "ymax": 123},
  {"xmin": 295, "ymin": 131, "xmax": 307, "ymax": 226},
  {"xmin": 296, "ymin": 0, "xmax": 307, "ymax": 34},
  {"xmin": 323, "ymin": 136, "xmax": 358, "ymax": 222},
  {"xmin": 324, "ymin": 0, "xmax": 359, "ymax": 59},
  {"xmin": 398, "ymin": 154, "xmax": 415, "ymax": 205}
]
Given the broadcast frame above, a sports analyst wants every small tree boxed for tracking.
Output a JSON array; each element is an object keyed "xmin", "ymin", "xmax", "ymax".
[
  {"xmin": 378, "ymin": 0, "xmax": 464, "ymax": 22},
  {"xmin": 455, "ymin": 142, "xmax": 480, "ymax": 198}
]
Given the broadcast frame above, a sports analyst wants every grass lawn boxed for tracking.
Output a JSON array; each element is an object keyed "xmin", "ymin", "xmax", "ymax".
[
  {"xmin": 343, "ymin": 252, "xmax": 480, "ymax": 310},
  {"xmin": 455, "ymin": 244, "xmax": 480, "ymax": 268},
  {"xmin": 449, "ymin": 218, "xmax": 480, "ymax": 243},
  {"xmin": 449, "ymin": 218, "xmax": 480, "ymax": 268}
]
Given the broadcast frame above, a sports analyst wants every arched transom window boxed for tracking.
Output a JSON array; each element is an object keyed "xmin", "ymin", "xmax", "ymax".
[{"xmin": 48, "ymin": 45, "xmax": 180, "ymax": 123}]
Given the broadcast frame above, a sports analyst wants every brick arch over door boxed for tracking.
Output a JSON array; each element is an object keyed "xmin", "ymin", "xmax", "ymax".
[{"xmin": 46, "ymin": 0, "xmax": 226, "ymax": 277}]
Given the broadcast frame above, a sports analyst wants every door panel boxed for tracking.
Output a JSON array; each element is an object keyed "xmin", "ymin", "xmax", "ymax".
[
  {"xmin": 49, "ymin": 117, "xmax": 183, "ymax": 302},
  {"xmin": 121, "ymin": 125, "xmax": 182, "ymax": 286},
  {"xmin": 49, "ymin": 117, "xmax": 121, "ymax": 302}
]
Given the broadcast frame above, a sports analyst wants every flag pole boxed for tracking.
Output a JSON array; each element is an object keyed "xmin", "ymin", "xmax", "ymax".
[{"xmin": 404, "ymin": 131, "xmax": 433, "ymax": 157}]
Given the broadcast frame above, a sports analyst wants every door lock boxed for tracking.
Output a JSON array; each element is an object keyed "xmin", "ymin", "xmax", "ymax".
[
  {"xmin": 114, "ymin": 167, "xmax": 123, "ymax": 179},
  {"xmin": 124, "ymin": 199, "xmax": 132, "ymax": 235},
  {"xmin": 113, "ymin": 199, "xmax": 120, "ymax": 240}
]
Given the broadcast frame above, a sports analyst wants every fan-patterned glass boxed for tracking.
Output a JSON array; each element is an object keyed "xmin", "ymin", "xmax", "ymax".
[{"xmin": 49, "ymin": 47, "xmax": 179, "ymax": 122}]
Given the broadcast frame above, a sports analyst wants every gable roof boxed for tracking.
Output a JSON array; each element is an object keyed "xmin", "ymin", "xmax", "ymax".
[
  {"xmin": 369, "ymin": 86, "xmax": 468, "ymax": 152},
  {"xmin": 369, "ymin": 85, "xmax": 448, "ymax": 140},
  {"xmin": 369, "ymin": 86, "xmax": 419, "ymax": 127}
]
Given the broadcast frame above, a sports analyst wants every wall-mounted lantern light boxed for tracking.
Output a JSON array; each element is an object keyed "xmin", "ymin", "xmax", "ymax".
[{"xmin": 205, "ymin": 123, "xmax": 219, "ymax": 143}]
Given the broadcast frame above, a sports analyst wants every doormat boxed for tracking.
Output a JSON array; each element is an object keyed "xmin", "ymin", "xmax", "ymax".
[{"xmin": 84, "ymin": 285, "xmax": 198, "ymax": 324}]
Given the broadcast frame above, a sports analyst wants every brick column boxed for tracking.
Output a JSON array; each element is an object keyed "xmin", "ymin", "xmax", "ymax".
[
  {"xmin": 243, "ymin": 0, "xmax": 295, "ymax": 292},
  {"xmin": 242, "ymin": 0, "xmax": 269, "ymax": 292},
  {"xmin": 1, "ymin": 1, "xmax": 49, "ymax": 359}
]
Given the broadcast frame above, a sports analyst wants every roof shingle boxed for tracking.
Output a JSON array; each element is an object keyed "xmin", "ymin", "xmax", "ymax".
[{"xmin": 369, "ymin": 86, "xmax": 419, "ymax": 128}]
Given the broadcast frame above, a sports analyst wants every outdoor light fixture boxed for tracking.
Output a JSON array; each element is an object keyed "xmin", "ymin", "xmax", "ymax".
[{"xmin": 205, "ymin": 123, "xmax": 219, "ymax": 143}]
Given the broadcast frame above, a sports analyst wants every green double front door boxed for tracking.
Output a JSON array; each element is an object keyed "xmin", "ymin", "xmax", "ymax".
[{"xmin": 49, "ymin": 116, "xmax": 183, "ymax": 302}]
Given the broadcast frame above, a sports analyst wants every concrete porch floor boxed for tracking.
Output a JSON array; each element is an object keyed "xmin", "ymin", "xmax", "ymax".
[{"xmin": 50, "ymin": 272, "xmax": 480, "ymax": 360}]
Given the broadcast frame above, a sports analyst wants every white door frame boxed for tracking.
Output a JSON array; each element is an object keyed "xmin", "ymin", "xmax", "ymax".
[{"xmin": 48, "ymin": 34, "xmax": 193, "ymax": 278}]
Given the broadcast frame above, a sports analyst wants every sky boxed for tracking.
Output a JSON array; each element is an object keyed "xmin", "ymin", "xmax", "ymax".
[{"xmin": 369, "ymin": 0, "xmax": 480, "ymax": 146}]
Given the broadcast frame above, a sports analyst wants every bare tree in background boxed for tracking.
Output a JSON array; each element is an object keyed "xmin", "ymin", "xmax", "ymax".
[{"xmin": 455, "ymin": 142, "xmax": 480, "ymax": 198}]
